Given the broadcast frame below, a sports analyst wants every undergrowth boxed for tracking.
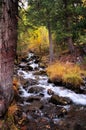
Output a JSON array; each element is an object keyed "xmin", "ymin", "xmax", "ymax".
[{"xmin": 46, "ymin": 61, "xmax": 86, "ymax": 87}]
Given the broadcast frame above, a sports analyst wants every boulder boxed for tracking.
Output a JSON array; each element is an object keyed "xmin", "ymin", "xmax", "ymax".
[
  {"xmin": 23, "ymin": 101, "xmax": 44, "ymax": 112},
  {"xmin": 28, "ymin": 86, "xmax": 44, "ymax": 94},
  {"xmin": 26, "ymin": 96, "xmax": 41, "ymax": 103},
  {"xmin": 50, "ymin": 94, "xmax": 72, "ymax": 105},
  {"xmin": 27, "ymin": 65, "xmax": 33, "ymax": 71},
  {"xmin": 19, "ymin": 78, "xmax": 38, "ymax": 89},
  {"xmin": 28, "ymin": 101, "xmax": 43, "ymax": 110}
]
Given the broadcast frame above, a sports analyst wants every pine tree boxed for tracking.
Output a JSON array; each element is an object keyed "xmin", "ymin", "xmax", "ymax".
[{"xmin": 0, "ymin": 0, "xmax": 18, "ymax": 116}]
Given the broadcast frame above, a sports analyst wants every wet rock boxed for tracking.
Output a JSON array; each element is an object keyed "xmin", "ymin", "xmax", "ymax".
[
  {"xmin": 22, "ymin": 80, "xmax": 30, "ymax": 89},
  {"xmin": 29, "ymin": 101, "xmax": 43, "ymax": 110},
  {"xmin": 27, "ymin": 65, "xmax": 33, "ymax": 71},
  {"xmin": 24, "ymin": 80, "xmax": 38, "ymax": 88},
  {"xmin": 39, "ymin": 70, "xmax": 46, "ymax": 75},
  {"xmin": 21, "ymin": 57, "xmax": 28, "ymax": 62},
  {"xmin": 18, "ymin": 77, "xmax": 28, "ymax": 87},
  {"xmin": 65, "ymin": 83, "xmax": 81, "ymax": 93},
  {"xmin": 48, "ymin": 78, "xmax": 63, "ymax": 86},
  {"xmin": 58, "ymin": 108, "xmax": 67, "ymax": 118},
  {"xmin": 18, "ymin": 90, "xmax": 24, "ymax": 95},
  {"xmin": 32, "ymin": 55, "xmax": 39, "ymax": 59},
  {"xmin": 33, "ymin": 70, "xmax": 46, "ymax": 75},
  {"xmin": 38, "ymin": 93, "xmax": 45, "ymax": 97},
  {"xmin": 50, "ymin": 94, "xmax": 72, "ymax": 105},
  {"xmin": 47, "ymin": 79, "xmax": 53, "ymax": 83},
  {"xmin": 53, "ymin": 80, "xmax": 63, "ymax": 86},
  {"xmin": 28, "ymin": 79, "xmax": 38, "ymax": 86},
  {"xmin": 34, "ymin": 58, "xmax": 40, "ymax": 64},
  {"xmin": 26, "ymin": 96, "xmax": 41, "ymax": 102},
  {"xmin": 19, "ymin": 63, "xmax": 27, "ymax": 68},
  {"xmin": 23, "ymin": 101, "xmax": 44, "ymax": 112},
  {"xmin": 19, "ymin": 78, "xmax": 38, "ymax": 89},
  {"xmin": 47, "ymin": 89, "xmax": 54, "ymax": 95},
  {"xmin": 18, "ymin": 71, "xmax": 25, "ymax": 77},
  {"xmin": 22, "ymin": 65, "xmax": 33, "ymax": 71},
  {"xmin": 42, "ymin": 103, "xmax": 67, "ymax": 119},
  {"xmin": 80, "ymin": 85, "xmax": 86, "ymax": 94},
  {"xmin": 28, "ymin": 86, "xmax": 44, "ymax": 94}
]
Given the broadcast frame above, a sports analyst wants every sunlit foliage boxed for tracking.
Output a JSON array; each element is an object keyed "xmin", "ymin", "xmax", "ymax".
[
  {"xmin": 28, "ymin": 26, "xmax": 49, "ymax": 53},
  {"xmin": 46, "ymin": 61, "xmax": 85, "ymax": 87}
]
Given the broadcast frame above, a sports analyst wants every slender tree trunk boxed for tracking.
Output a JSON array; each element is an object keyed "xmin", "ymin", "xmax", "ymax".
[
  {"xmin": 67, "ymin": 17, "xmax": 75, "ymax": 53},
  {"xmin": 0, "ymin": 0, "xmax": 18, "ymax": 116},
  {"xmin": 63, "ymin": 0, "xmax": 75, "ymax": 53},
  {"xmin": 67, "ymin": 36, "xmax": 74, "ymax": 53},
  {"xmin": 48, "ymin": 23, "xmax": 53, "ymax": 63}
]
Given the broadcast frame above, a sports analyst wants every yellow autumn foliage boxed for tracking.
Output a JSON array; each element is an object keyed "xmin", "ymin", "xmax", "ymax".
[
  {"xmin": 82, "ymin": 0, "xmax": 86, "ymax": 6},
  {"xmin": 28, "ymin": 26, "xmax": 49, "ymax": 53},
  {"xmin": 46, "ymin": 61, "xmax": 85, "ymax": 87}
]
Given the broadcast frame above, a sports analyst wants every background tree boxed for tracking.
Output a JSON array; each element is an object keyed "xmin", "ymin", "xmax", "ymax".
[
  {"xmin": 27, "ymin": 0, "xmax": 59, "ymax": 62},
  {"xmin": 18, "ymin": 0, "xmax": 86, "ymax": 60},
  {"xmin": 55, "ymin": 0, "xmax": 86, "ymax": 53}
]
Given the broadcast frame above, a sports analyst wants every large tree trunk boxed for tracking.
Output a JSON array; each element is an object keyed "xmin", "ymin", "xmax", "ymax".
[
  {"xmin": 48, "ymin": 23, "xmax": 53, "ymax": 63},
  {"xmin": 0, "ymin": 0, "xmax": 18, "ymax": 116}
]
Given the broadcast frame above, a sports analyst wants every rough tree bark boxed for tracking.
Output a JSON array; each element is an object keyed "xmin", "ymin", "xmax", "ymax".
[{"xmin": 0, "ymin": 0, "xmax": 18, "ymax": 116}]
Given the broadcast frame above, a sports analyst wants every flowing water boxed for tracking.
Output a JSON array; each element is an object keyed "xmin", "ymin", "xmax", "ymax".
[
  {"xmin": 18, "ymin": 53, "xmax": 86, "ymax": 106},
  {"xmin": 16, "ymin": 52, "xmax": 86, "ymax": 130}
]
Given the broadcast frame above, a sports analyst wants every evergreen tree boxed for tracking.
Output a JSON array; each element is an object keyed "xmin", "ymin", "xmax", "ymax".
[
  {"xmin": 27, "ymin": 0, "xmax": 58, "ymax": 62},
  {"xmin": 0, "ymin": 0, "xmax": 18, "ymax": 116}
]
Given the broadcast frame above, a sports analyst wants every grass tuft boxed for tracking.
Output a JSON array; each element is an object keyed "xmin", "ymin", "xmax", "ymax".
[{"xmin": 46, "ymin": 61, "xmax": 85, "ymax": 87}]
